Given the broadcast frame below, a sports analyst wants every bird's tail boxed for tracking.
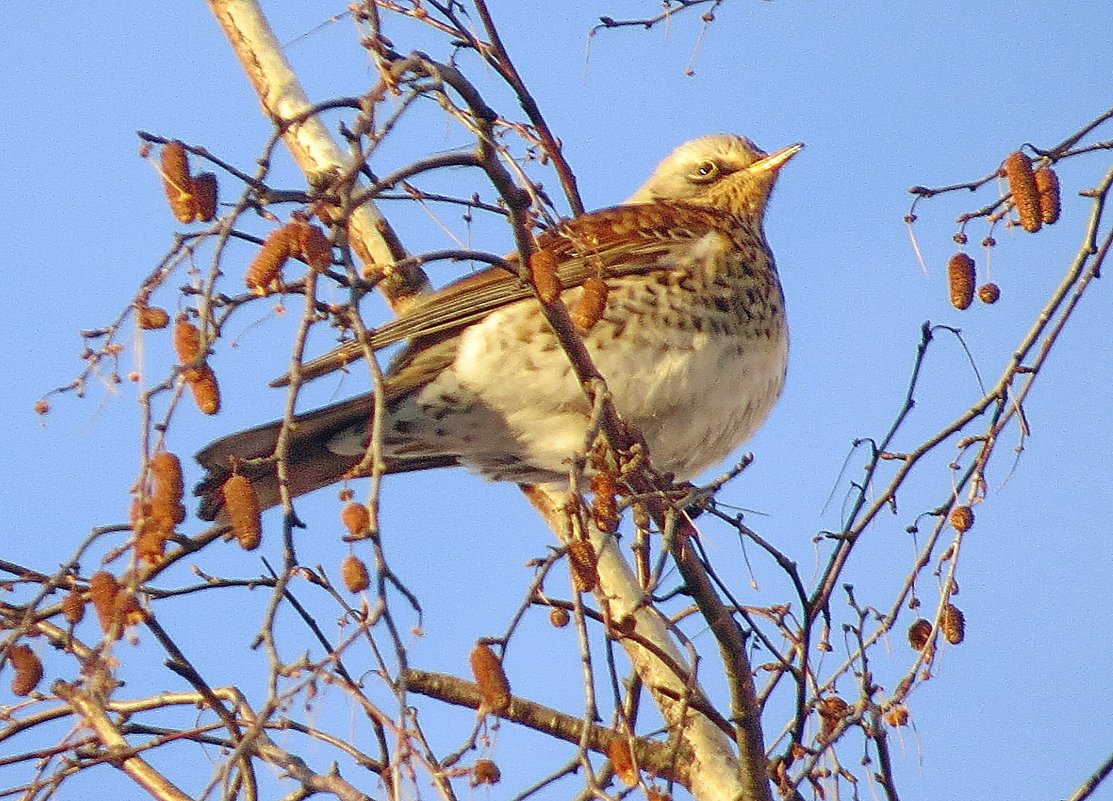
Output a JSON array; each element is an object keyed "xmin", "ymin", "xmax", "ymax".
[{"xmin": 194, "ymin": 395, "xmax": 372, "ymax": 521}]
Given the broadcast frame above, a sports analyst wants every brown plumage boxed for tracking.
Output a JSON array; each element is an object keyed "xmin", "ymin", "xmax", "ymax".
[{"xmin": 195, "ymin": 135, "xmax": 801, "ymax": 520}]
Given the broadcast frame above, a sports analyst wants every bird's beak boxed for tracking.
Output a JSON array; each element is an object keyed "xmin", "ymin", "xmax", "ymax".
[{"xmin": 751, "ymin": 142, "xmax": 805, "ymax": 174}]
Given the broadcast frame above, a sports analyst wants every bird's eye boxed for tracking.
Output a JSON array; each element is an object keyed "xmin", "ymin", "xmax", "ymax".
[{"xmin": 692, "ymin": 160, "xmax": 720, "ymax": 182}]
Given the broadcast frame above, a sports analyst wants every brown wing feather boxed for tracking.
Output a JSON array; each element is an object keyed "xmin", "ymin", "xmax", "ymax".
[{"xmin": 272, "ymin": 202, "xmax": 733, "ymax": 386}]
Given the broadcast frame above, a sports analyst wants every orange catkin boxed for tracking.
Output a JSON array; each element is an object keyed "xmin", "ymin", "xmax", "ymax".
[
  {"xmin": 161, "ymin": 141, "xmax": 196, "ymax": 223},
  {"xmin": 572, "ymin": 276, "xmax": 609, "ymax": 332},
  {"xmin": 950, "ymin": 505, "xmax": 975, "ymax": 533},
  {"xmin": 246, "ymin": 226, "xmax": 296, "ymax": 294},
  {"xmin": 341, "ymin": 554, "xmax": 370, "ymax": 593},
  {"xmin": 89, "ymin": 571, "xmax": 121, "ymax": 636},
  {"xmin": 567, "ymin": 539, "xmax": 598, "ymax": 593},
  {"xmin": 472, "ymin": 759, "xmax": 501, "ymax": 786},
  {"xmin": 529, "ymin": 249, "xmax": 562, "ymax": 304},
  {"xmin": 977, "ymin": 283, "xmax": 1001, "ymax": 305},
  {"xmin": 222, "ymin": 474, "xmax": 262, "ymax": 550},
  {"xmin": 191, "ymin": 172, "xmax": 219, "ymax": 222},
  {"xmin": 1004, "ymin": 151, "xmax": 1042, "ymax": 233},
  {"xmin": 173, "ymin": 317, "xmax": 204, "ymax": 367},
  {"xmin": 62, "ymin": 588, "xmax": 86, "ymax": 625},
  {"xmin": 469, "ymin": 642, "xmax": 512, "ymax": 715},
  {"xmin": 947, "ymin": 253, "xmax": 976, "ymax": 311},
  {"xmin": 608, "ymin": 737, "xmax": 638, "ymax": 786},
  {"xmin": 136, "ymin": 305, "xmax": 171, "ymax": 330},
  {"xmin": 298, "ymin": 223, "xmax": 333, "ymax": 272},
  {"xmin": 942, "ymin": 603, "xmax": 966, "ymax": 644},
  {"xmin": 341, "ymin": 502, "xmax": 371, "ymax": 539},
  {"xmin": 188, "ymin": 364, "xmax": 222, "ymax": 415},
  {"xmin": 1034, "ymin": 166, "xmax": 1061, "ymax": 225},
  {"xmin": 9, "ymin": 644, "xmax": 44, "ymax": 696}
]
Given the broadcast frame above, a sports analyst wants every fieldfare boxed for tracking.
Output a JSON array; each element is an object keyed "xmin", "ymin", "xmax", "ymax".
[{"xmin": 196, "ymin": 134, "xmax": 802, "ymax": 519}]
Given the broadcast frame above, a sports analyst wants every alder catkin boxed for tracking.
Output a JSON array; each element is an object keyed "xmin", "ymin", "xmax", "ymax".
[
  {"xmin": 136, "ymin": 305, "xmax": 171, "ymax": 330},
  {"xmin": 818, "ymin": 696, "xmax": 850, "ymax": 739},
  {"xmin": 222, "ymin": 474, "xmax": 262, "ymax": 550},
  {"xmin": 89, "ymin": 571, "xmax": 121, "ymax": 637},
  {"xmin": 590, "ymin": 472, "xmax": 620, "ymax": 534},
  {"xmin": 173, "ymin": 317, "xmax": 204, "ymax": 366},
  {"xmin": 608, "ymin": 737, "xmax": 638, "ymax": 786},
  {"xmin": 161, "ymin": 140, "xmax": 196, "ymax": 223},
  {"xmin": 298, "ymin": 223, "xmax": 333, "ymax": 272},
  {"xmin": 1004, "ymin": 151, "xmax": 1042, "ymax": 233},
  {"xmin": 191, "ymin": 172, "xmax": 219, "ymax": 222},
  {"xmin": 341, "ymin": 554, "xmax": 370, "ymax": 593},
  {"xmin": 1034, "ymin": 166, "xmax": 1061, "ymax": 225},
  {"xmin": 9, "ymin": 644, "xmax": 43, "ymax": 696},
  {"xmin": 469, "ymin": 642, "xmax": 512, "ymax": 715},
  {"xmin": 567, "ymin": 539, "xmax": 598, "ymax": 593},
  {"xmin": 942, "ymin": 603, "xmax": 966, "ymax": 644},
  {"xmin": 62, "ymin": 588, "xmax": 86, "ymax": 625},
  {"xmin": 188, "ymin": 364, "xmax": 222, "ymax": 415},
  {"xmin": 947, "ymin": 253, "xmax": 976, "ymax": 310},
  {"xmin": 246, "ymin": 226, "xmax": 296, "ymax": 294},
  {"xmin": 572, "ymin": 276, "xmax": 609, "ymax": 331},
  {"xmin": 529, "ymin": 249, "xmax": 562, "ymax": 304},
  {"xmin": 341, "ymin": 502, "xmax": 371, "ymax": 539}
]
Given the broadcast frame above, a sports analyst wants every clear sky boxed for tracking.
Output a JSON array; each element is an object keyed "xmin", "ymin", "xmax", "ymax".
[{"xmin": 2, "ymin": 3, "xmax": 1112, "ymax": 800}]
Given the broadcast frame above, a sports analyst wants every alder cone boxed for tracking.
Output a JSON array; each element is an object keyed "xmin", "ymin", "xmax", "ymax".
[
  {"xmin": 1004, "ymin": 151, "xmax": 1041, "ymax": 233},
  {"xmin": 529, "ymin": 249, "xmax": 561, "ymax": 304},
  {"xmin": 89, "ymin": 571, "xmax": 121, "ymax": 635},
  {"xmin": 192, "ymin": 172, "xmax": 219, "ymax": 222},
  {"xmin": 469, "ymin": 642, "xmax": 511, "ymax": 715},
  {"xmin": 978, "ymin": 283, "xmax": 1001, "ymax": 305},
  {"xmin": 136, "ymin": 305, "xmax": 170, "ymax": 330},
  {"xmin": 608, "ymin": 737, "xmax": 638, "ymax": 786},
  {"xmin": 341, "ymin": 502, "xmax": 371, "ymax": 539},
  {"xmin": 62, "ymin": 588, "xmax": 86, "ymax": 625},
  {"xmin": 950, "ymin": 505, "xmax": 975, "ymax": 533},
  {"xmin": 908, "ymin": 618, "xmax": 932, "ymax": 651}
]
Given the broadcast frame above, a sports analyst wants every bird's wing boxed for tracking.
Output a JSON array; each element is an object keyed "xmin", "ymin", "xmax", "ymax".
[{"xmin": 272, "ymin": 202, "xmax": 732, "ymax": 386}]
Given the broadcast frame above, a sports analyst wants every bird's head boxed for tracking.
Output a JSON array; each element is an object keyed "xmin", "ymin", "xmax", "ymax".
[{"xmin": 626, "ymin": 134, "xmax": 803, "ymax": 219}]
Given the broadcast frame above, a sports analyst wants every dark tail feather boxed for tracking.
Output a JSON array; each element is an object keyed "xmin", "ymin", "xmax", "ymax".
[
  {"xmin": 194, "ymin": 393, "xmax": 461, "ymax": 521},
  {"xmin": 194, "ymin": 394, "xmax": 373, "ymax": 521}
]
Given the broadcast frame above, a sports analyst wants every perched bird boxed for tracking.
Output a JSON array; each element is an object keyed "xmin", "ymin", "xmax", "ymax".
[{"xmin": 196, "ymin": 134, "xmax": 802, "ymax": 519}]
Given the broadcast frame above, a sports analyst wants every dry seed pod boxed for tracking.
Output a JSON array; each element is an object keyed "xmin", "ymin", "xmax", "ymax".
[
  {"xmin": 978, "ymin": 283, "xmax": 1001, "ymax": 305},
  {"xmin": 608, "ymin": 737, "xmax": 638, "ymax": 786},
  {"xmin": 89, "ymin": 571, "xmax": 121, "ymax": 635},
  {"xmin": 246, "ymin": 225, "xmax": 296, "ymax": 294},
  {"xmin": 469, "ymin": 642, "xmax": 512, "ymax": 715},
  {"xmin": 529, "ymin": 249, "xmax": 562, "ymax": 304},
  {"xmin": 472, "ymin": 759, "xmax": 501, "ymax": 786},
  {"xmin": 549, "ymin": 606, "xmax": 571, "ymax": 628},
  {"xmin": 1004, "ymin": 151, "xmax": 1042, "ymax": 233},
  {"xmin": 567, "ymin": 539, "xmax": 598, "ymax": 593},
  {"xmin": 298, "ymin": 223, "xmax": 333, "ymax": 272},
  {"xmin": 590, "ymin": 472, "xmax": 620, "ymax": 534},
  {"xmin": 341, "ymin": 554, "xmax": 370, "ymax": 593},
  {"xmin": 947, "ymin": 253, "xmax": 976, "ymax": 310},
  {"xmin": 223, "ymin": 474, "xmax": 262, "ymax": 550},
  {"xmin": 907, "ymin": 618, "xmax": 932, "ymax": 651},
  {"xmin": 161, "ymin": 141, "xmax": 196, "ymax": 223},
  {"xmin": 136, "ymin": 305, "xmax": 171, "ymax": 330},
  {"xmin": 950, "ymin": 505, "xmax": 975, "ymax": 533},
  {"xmin": 572, "ymin": 276, "xmax": 609, "ymax": 331},
  {"xmin": 191, "ymin": 172, "xmax": 218, "ymax": 222},
  {"xmin": 1034, "ymin": 166, "xmax": 1061, "ymax": 225},
  {"xmin": 188, "ymin": 364, "xmax": 222, "ymax": 415},
  {"xmin": 62, "ymin": 588, "xmax": 86, "ymax": 625},
  {"xmin": 941, "ymin": 603, "xmax": 966, "ymax": 644},
  {"xmin": 341, "ymin": 502, "xmax": 371, "ymax": 539},
  {"xmin": 9, "ymin": 644, "xmax": 43, "ymax": 696},
  {"xmin": 173, "ymin": 317, "xmax": 204, "ymax": 366}
]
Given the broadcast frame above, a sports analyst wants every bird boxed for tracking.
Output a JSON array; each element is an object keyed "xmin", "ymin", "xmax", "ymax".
[{"xmin": 195, "ymin": 134, "xmax": 802, "ymax": 520}]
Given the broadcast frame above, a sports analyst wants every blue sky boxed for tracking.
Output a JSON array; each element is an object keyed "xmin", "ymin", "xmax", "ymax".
[{"xmin": 3, "ymin": 3, "xmax": 1112, "ymax": 800}]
